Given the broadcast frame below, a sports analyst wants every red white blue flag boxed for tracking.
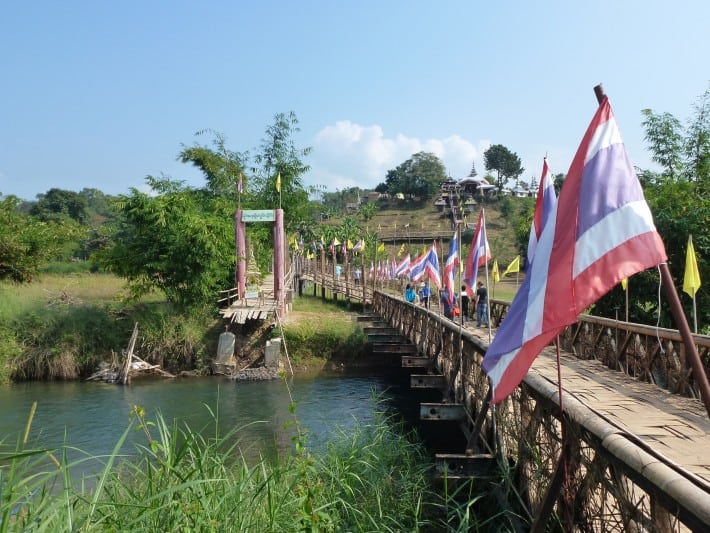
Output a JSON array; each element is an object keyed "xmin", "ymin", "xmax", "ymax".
[
  {"xmin": 527, "ymin": 158, "xmax": 557, "ymax": 266},
  {"xmin": 463, "ymin": 209, "xmax": 491, "ymax": 296},
  {"xmin": 409, "ymin": 249, "xmax": 429, "ymax": 283},
  {"xmin": 424, "ymin": 242, "xmax": 442, "ymax": 289},
  {"xmin": 444, "ymin": 230, "xmax": 459, "ymax": 304},
  {"xmin": 396, "ymin": 255, "xmax": 411, "ymax": 277},
  {"xmin": 481, "ymin": 96, "xmax": 667, "ymax": 404}
]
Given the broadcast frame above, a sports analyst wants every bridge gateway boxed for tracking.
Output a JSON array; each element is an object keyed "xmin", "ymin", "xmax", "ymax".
[{"xmin": 298, "ymin": 263, "xmax": 710, "ymax": 531}]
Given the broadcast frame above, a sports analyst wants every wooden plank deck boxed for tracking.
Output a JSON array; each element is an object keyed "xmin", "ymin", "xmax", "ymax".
[
  {"xmin": 463, "ymin": 321, "xmax": 710, "ymax": 486},
  {"xmin": 220, "ymin": 274, "xmax": 277, "ymax": 325}
]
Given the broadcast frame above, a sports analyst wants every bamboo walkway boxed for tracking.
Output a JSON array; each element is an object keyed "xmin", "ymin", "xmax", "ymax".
[
  {"xmin": 220, "ymin": 274, "xmax": 277, "ymax": 324},
  {"xmin": 463, "ymin": 322, "xmax": 710, "ymax": 487}
]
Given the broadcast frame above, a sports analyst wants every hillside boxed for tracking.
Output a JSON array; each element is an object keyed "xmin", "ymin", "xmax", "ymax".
[{"xmin": 329, "ymin": 197, "xmax": 521, "ymax": 264}]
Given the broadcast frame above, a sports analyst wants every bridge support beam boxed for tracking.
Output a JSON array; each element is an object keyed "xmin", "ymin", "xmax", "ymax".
[
  {"xmin": 402, "ymin": 356, "xmax": 433, "ymax": 369},
  {"xmin": 420, "ymin": 403, "xmax": 466, "ymax": 421},
  {"xmin": 410, "ymin": 374, "xmax": 446, "ymax": 389}
]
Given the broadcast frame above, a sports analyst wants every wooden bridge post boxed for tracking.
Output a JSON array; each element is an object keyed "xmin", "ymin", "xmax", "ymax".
[
  {"xmin": 274, "ymin": 209, "xmax": 285, "ymax": 317},
  {"xmin": 235, "ymin": 210, "xmax": 246, "ymax": 299}
]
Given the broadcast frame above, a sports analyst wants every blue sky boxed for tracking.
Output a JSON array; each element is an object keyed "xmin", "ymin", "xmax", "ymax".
[{"xmin": 1, "ymin": 1, "xmax": 708, "ymax": 201}]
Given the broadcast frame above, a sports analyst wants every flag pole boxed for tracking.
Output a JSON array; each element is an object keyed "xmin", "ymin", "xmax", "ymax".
[
  {"xmin": 482, "ymin": 208, "xmax": 491, "ymax": 342},
  {"xmin": 625, "ymin": 280, "xmax": 629, "ymax": 323},
  {"xmin": 594, "ymin": 83, "xmax": 710, "ymax": 419}
]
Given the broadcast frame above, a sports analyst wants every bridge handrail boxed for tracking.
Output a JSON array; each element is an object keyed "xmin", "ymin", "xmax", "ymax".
[{"xmin": 372, "ymin": 290, "xmax": 710, "ymax": 530}]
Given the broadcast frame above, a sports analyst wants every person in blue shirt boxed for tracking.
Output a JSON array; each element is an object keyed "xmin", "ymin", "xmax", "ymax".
[
  {"xmin": 419, "ymin": 282, "xmax": 431, "ymax": 309},
  {"xmin": 440, "ymin": 290, "xmax": 459, "ymax": 320},
  {"xmin": 404, "ymin": 283, "xmax": 416, "ymax": 303}
]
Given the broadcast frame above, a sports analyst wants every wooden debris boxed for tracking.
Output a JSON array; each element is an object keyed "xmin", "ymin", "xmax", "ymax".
[{"xmin": 86, "ymin": 323, "xmax": 175, "ymax": 383}]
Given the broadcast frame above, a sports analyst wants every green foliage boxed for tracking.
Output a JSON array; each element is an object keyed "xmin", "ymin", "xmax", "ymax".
[
  {"xmin": 251, "ymin": 111, "xmax": 314, "ymax": 228},
  {"xmin": 594, "ymin": 87, "xmax": 709, "ymax": 330},
  {"xmin": 178, "ymin": 129, "xmax": 248, "ymax": 197},
  {"xmin": 380, "ymin": 151, "xmax": 448, "ymax": 200},
  {"xmin": 357, "ymin": 201, "xmax": 379, "ymax": 221},
  {"xmin": 0, "ymin": 195, "xmax": 83, "ymax": 282},
  {"xmin": 320, "ymin": 186, "xmax": 368, "ymax": 213},
  {"xmin": 1, "ymin": 404, "xmax": 439, "ymax": 531},
  {"xmin": 96, "ymin": 178, "xmax": 235, "ymax": 308},
  {"xmin": 29, "ymin": 188, "xmax": 89, "ymax": 224},
  {"xmin": 483, "ymin": 144, "xmax": 524, "ymax": 191},
  {"xmin": 279, "ymin": 296, "xmax": 367, "ymax": 365},
  {"xmin": 641, "ymin": 108, "xmax": 684, "ymax": 180}
]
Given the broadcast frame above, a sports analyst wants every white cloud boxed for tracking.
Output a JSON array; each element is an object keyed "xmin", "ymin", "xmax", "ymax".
[{"xmin": 307, "ymin": 121, "xmax": 487, "ymax": 191}]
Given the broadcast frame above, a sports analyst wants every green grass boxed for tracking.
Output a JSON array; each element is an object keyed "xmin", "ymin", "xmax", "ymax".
[
  {"xmin": 279, "ymin": 295, "xmax": 367, "ymax": 367},
  {"xmin": 0, "ymin": 273, "xmax": 219, "ymax": 382},
  {"xmin": 1, "ymin": 402, "xmax": 444, "ymax": 532}
]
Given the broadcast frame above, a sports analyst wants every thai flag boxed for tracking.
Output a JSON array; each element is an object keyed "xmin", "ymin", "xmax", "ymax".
[
  {"xmin": 423, "ymin": 242, "xmax": 442, "ymax": 289},
  {"xmin": 481, "ymin": 96, "xmax": 667, "ymax": 404},
  {"xmin": 396, "ymin": 255, "xmax": 411, "ymax": 277},
  {"xmin": 409, "ymin": 250, "xmax": 428, "ymax": 283},
  {"xmin": 463, "ymin": 209, "xmax": 491, "ymax": 296},
  {"xmin": 443, "ymin": 230, "xmax": 459, "ymax": 304},
  {"xmin": 527, "ymin": 158, "xmax": 557, "ymax": 266},
  {"xmin": 352, "ymin": 239, "xmax": 363, "ymax": 253}
]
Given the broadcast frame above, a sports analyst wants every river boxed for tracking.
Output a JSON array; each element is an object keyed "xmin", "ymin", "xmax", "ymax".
[{"xmin": 0, "ymin": 371, "xmax": 422, "ymax": 475}]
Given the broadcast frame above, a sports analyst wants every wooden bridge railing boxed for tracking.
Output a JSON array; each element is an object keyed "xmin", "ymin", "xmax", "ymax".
[
  {"xmin": 372, "ymin": 291, "xmax": 710, "ymax": 531},
  {"xmin": 490, "ymin": 299, "xmax": 710, "ymax": 400}
]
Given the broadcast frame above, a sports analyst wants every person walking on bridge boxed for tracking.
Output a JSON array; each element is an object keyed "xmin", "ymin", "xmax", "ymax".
[
  {"xmin": 404, "ymin": 283, "xmax": 417, "ymax": 303},
  {"xmin": 474, "ymin": 281, "xmax": 489, "ymax": 327}
]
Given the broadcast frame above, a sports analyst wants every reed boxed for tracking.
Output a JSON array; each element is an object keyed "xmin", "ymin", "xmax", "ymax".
[{"xmin": 1, "ymin": 404, "xmax": 441, "ymax": 531}]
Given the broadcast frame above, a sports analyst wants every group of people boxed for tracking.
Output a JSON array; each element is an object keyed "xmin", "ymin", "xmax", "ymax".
[{"xmin": 403, "ymin": 281, "xmax": 489, "ymax": 327}]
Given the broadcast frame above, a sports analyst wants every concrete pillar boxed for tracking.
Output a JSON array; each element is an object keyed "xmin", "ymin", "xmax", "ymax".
[{"xmin": 265, "ymin": 338, "xmax": 281, "ymax": 368}]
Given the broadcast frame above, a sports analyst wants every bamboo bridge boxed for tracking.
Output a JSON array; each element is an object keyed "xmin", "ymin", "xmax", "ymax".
[{"xmin": 295, "ymin": 259, "xmax": 710, "ymax": 532}]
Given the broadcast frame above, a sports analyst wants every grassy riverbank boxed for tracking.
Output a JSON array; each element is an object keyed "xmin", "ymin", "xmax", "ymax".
[
  {"xmin": 0, "ymin": 274, "xmax": 378, "ymax": 384},
  {"xmin": 0, "ymin": 273, "xmax": 222, "ymax": 383}
]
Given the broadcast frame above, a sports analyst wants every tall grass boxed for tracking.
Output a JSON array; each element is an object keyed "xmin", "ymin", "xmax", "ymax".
[
  {"xmin": 0, "ymin": 273, "xmax": 219, "ymax": 382},
  {"xmin": 280, "ymin": 295, "xmax": 367, "ymax": 366},
  {"xmin": 1, "ymin": 403, "xmax": 441, "ymax": 532}
]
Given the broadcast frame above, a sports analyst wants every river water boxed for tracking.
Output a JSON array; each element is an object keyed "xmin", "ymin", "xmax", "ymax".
[{"xmin": 0, "ymin": 371, "xmax": 421, "ymax": 475}]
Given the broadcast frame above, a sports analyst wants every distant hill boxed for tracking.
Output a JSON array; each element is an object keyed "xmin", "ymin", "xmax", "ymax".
[{"xmin": 329, "ymin": 197, "xmax": 522, "ymax": 264}]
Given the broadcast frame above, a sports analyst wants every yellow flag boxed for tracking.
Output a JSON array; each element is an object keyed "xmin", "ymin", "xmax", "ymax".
[
  {"xmin": 621, "ymin": 278, "xmax": 628, "ymax": 291},
  {"xmin": 683, "ymin": 235, "xmax": 701, "ymax": 298},
  {"xmin": 275, "ymin": 172, "xmax": 281, "ymax": 192},
  {"xmin": 502, "ymin": 255, "xmax": 520, "ymax": 276},
  {"xmin": 492, "ymin": 259, "xmax": 500, "ymax": 283},
  {"xmin": 377, "ymin": 242, "xmax": 385, "ymax": 253},
  {"xmin": 347, "ymin": 239, "xmax": 354, "ymax": 249},
  {"xmin": 397, "ymin": 243, "xmax": 406, "ymax": 257},
  {"xmin": 333, "ymin": 237, "xmax": 341, "ymax": 246}
]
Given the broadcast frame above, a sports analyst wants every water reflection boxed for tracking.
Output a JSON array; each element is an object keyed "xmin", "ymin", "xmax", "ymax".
[{"xmin": 0, "ymin": 372, "xmax": 404, "ymax": 473}]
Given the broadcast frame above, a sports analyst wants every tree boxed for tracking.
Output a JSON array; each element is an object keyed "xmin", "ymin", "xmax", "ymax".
[
  {"xmin": 593, "ymin": 88, "xmax": 709, "ymax": 330},
  {"xmin": 0, "ymin": 195, "xmax": 81, "ymax": 281},
  {"xmin": 641, "ymin": 109, "xmax": 683, "ymax": 180},
  {"xmin": 382, "ymin": 152, "xmax": 448, "ymax": 199},
  {"xmin": 30, "ymin": 188, "xmax": 89, "ymax": 224},
  {"xmin": 97, "ymin": 177, "xmax": 235, "ymax": 308},
  {"xmin": 179, "ymin": 130, "xmax": 248, "ymax": 198},
  {"xmin": 483, "ymin": 144, "xmax": 524, "ymax": 191},
  {"xmin": 357, "ymin": 202, "xmax": 378, "ymax": 222},
  {"xmin": 251, "ymin": 111, "xmax": 313, "ymax": 226}
]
